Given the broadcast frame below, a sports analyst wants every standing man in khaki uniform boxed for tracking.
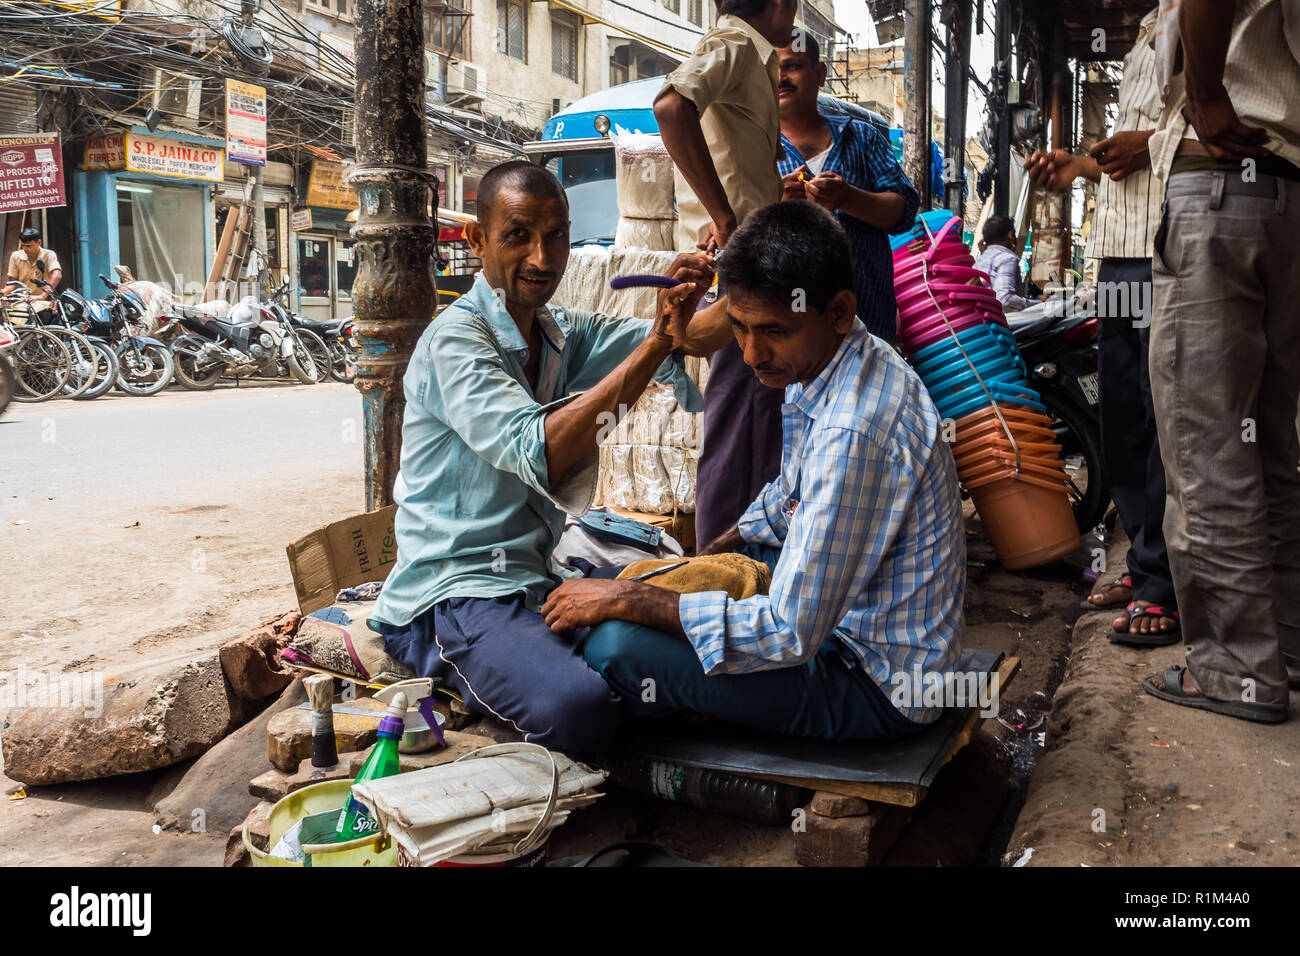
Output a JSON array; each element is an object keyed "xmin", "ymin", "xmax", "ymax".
[
  {"xmin": 655, "ymin": 0, "xmax": 798, "ymax": 549},
  {"xmin": 3, "ymin": 227, "xmax": 62, "ymax": 319}
]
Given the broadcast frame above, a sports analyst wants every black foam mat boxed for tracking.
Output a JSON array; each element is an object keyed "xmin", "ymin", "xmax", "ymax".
[{"xmin": 612, "ymin": 648, "xmax": 1004, "ymax": 789}]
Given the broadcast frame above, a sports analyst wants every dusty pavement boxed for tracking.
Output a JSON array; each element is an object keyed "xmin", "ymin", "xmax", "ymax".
[
  {"xmin": 0, "ymin": 381, "xmax": 365, "ymax": 681},
  {"xmin": 1, "ymin": 382, "xmax": 365, "ymax": 865},
  {"xmin": 1006, "ymin": 532, "xmax": 1300, "ymax": 867},
  {"xmin": 1, "ymin": 384, "xmax": 1111, "ymax": 865}
]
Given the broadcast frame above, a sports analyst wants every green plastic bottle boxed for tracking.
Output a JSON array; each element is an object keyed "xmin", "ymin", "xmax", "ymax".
[{"xmin": 334, "ymin": 692, "xmax": 406, "ymax": 841}]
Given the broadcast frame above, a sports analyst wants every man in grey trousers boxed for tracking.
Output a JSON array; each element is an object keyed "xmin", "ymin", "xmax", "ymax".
[{"xmin": 1143, "ymin": 0, "xmax": 1300, "ymax": 722}]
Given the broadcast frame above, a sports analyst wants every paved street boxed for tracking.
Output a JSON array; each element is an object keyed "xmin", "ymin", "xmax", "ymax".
[{"xmin": 1, "ymin": 382, "xmax": 365, "ymax": 680}]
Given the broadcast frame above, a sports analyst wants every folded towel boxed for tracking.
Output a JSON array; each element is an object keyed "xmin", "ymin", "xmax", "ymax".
[{"xmin": 617, "ymin": 552, "xmax": 770, "ymax": 600}]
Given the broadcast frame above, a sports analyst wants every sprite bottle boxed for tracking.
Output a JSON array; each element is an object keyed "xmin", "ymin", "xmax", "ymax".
[{"xmin": 334, "ymin": 692, "xmax": 406, "ymax": 841}]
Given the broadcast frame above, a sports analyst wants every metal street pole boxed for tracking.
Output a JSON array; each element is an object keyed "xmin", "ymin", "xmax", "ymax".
[
  {"xmin": 904, "ymin": 0, "xmax": 932, "ymax": 211},
  {"xmin": 241, "ymin": 0, "xmax": 268, "ymax": 293},
  {"xmin": 993, "ymin": 0, "xmax": 1011, "ymax": 218},
  {"xmin": 351, "ymin": 0, "xmax": 437, "ymax": 510},
  {"xmin": 942, "ymin": 0, "xmax": 972, "ymax": 219}
]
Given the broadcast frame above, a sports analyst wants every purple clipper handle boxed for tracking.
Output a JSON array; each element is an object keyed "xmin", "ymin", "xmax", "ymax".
[{"xmin": 610, "ymin": 274, "xmax": 681, "ymax": 291}]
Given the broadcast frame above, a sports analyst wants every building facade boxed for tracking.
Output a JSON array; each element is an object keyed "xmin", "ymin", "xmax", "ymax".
[{"xmin": 2, "ymin": 0, "xmax": 845, "ymax": 314}]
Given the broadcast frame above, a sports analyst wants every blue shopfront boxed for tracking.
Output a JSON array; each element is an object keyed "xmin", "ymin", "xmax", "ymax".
[{"xmin": 75, "ymin": 128, "xmax": 218, "ymax": 299}]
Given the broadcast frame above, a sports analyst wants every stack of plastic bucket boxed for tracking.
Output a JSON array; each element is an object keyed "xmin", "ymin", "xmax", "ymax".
[{"xmin": 892, "ymin": 210, "xmax": 1080, "ymax": 570}]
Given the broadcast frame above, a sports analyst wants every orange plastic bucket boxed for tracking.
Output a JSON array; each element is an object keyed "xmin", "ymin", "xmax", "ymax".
[
  {"xmin": 968, "ymin": 474, "xmax": 1081, "ymax": 570},
  {"xmin": 953, "ymin": 417, "xmax": 1060, "ymax": 445},
  {"xmin": 952, "ymin": 439, "xmax": 1063, "ymax": 469},
  {"xmin": 959, "ymin": 456, "xmax": 1068, "ymax": 487}
]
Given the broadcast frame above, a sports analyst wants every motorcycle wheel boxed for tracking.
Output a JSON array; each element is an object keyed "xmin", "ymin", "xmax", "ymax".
[
  {"xmin": 74, "ymin": 340, "xmax": 120, "ymax": 400},
  {"xmin": 171, "ymin": 336, "xmax": 224, "ymax": 390},
  {"xmin": 1039, "ymin": 385, "xmax": 1110, "ymax": 533},
  {"xmin": 288, "ymin": 329, "xmax": 327, "ymax": 384},
  {"xmin": 115, "ymin": 341, "xmax": 175, "ymax": 396},
  {"xmin": 328, "ymin": 339, "xmax": 356, "ymax": 383},
  {"xmin": 0, "ymin": 352, "xmax": 14, "ymax": 415},
  {"xmin": 49, "ymin": 328, "xmax": 99, "ymax": 400},
  {"xmin": 11, "ymin": 327, "xmax": 71, "ymax": 402}
]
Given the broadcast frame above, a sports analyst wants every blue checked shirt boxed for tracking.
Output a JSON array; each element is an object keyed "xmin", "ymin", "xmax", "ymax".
[
  {"xmin": 678, "ymin": 321, "xmax": 966, "ymax": 722},
  {"xmin": 778, "ymin": 114, "xmax": 919, "ymax": 342}
]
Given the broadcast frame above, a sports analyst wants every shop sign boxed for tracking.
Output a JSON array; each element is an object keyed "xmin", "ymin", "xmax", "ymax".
[
  {"xmin": 291, "ymin": 208, "xmax": 313, "ymax": 231},
  {"xmin": 225, "ymin": 79, "xmax": 267, "ymax": 167},
  {"xmin": 125, "ymin": 132, "xmax": 223, "ymax": 182},
  {"xmin": 305, "ymin": 160, "xmax": 356, "ymax": 210},
  {"xmin": 0, "ymin": 133, "xmax": 66, "ymax": 214},
  {"xmin": 83, "ymin": 133, "xmax": 126, "ymax": 170}
]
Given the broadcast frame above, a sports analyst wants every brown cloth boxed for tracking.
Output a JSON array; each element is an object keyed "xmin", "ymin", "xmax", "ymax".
[{"xmin": 616, "ymin": 552, "xmax": 770, "ymax": 600}]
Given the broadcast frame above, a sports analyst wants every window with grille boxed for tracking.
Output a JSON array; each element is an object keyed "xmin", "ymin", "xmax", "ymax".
[
  {"xmin": 688, "ymin": 0, "xmax": 702, "ymax": 25},
  {"xmin": 497, "ymin": 0, "xmax": 527, "ymax": 62},
  {"xmin": 425, "ymin": 3, "xmax": 471, "ymax": 57},
  {"xmin": 551, "ymin": 11, "xmax": 578, "ymax": 81},
  {"xmin": 663, "ymin": 0, "xmax": 680, "ymax": 14}
]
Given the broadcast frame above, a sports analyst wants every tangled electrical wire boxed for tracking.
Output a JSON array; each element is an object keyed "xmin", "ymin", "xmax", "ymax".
[{"xmin": 0, "ymin": 0, "xmax": 525, "ymax": 159}]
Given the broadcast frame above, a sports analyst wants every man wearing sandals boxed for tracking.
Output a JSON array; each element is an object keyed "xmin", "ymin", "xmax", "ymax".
[
  {"xmin": 1141, "ymin": 0, "xmax": 1300, "ymax": 722},
  {"xmin": 1022, "ymin": 7, "xmax": 1181, "ymax": 646}
]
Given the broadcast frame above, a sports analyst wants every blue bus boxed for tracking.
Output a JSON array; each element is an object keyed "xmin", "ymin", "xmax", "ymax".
[{"xmin": 523, "ymin": 75, "xmax": 946, "ymax": 246}]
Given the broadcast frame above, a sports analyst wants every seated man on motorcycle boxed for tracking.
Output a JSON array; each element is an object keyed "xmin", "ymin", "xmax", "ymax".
[
  {"xmin": 3, "ymin": 227, "xmax": 62, "ymax": 320},
  {"xmin": 368, "ymin": 160, "xmax": 721, "ymax": 754}
]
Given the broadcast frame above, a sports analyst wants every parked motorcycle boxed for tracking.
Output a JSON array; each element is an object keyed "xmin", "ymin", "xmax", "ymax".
[
  {"xmin": 28, "ymin": 268, "xmax": 120, "ymax": 401},
  {"xmin": 1007, "ymin": 293, "xmax": 1108, "ymax": 532},
  {"xmin": 289, "ymin": 310, "xmax": 355, "ymax": 383},
  {"xmin": 166, "ymin": 284, "xmax": 325, "ymax": 389},
  {"xmin": 58, "ymin": 274, "xmax": 174, "ymax": 396}
]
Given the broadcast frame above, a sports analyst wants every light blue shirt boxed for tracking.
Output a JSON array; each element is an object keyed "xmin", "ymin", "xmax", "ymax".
[
  {"xmin": 678, "ymin": 321, "xmax": 965, "ymax": 722},
  {"xmin": 371, "ymin": 273, "xmax": 702, "ymax": 630},
  {"xmin": 972, "ymin": 244, "xmax": 1034, "ymax": 312}
]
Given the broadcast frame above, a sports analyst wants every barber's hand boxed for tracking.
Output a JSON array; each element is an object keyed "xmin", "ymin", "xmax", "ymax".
[
  {"xmin": 541, "ymin": 578, "xmax": 625, "ymax": 636},
  {"xmin": 662, "ymin": 252, "xmax": 715, "ymax": 315},
  {"xmin": 1090, "ymin": 130, "xmax": 1154, "ymax": 181},
  {"xmin": 652, "ymin": 282, "xmax": 697, "ymax": 351},
  {"xmin": 1023, "ymin": 149, "xmax": 1084, "ymax": 191},
  {"xmin": 781, "ymin": 168, "xmax": 809, "ymax": 201},
  {"xmin": 1183, "ymin": 87, "xmax": 1269, "ymax": 161},
  {"xmin": 804, "ymin": 171, "xmax": 848, "ymax": 211}
]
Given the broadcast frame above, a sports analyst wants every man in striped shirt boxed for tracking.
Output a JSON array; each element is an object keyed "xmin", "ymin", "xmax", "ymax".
[
  {"xmin": 1023, "ymin": 7, "xmax": 1180, "ymax": 646},
  {"xmin": 541, "ymin": 201, "xmax": 966, "ymax": 739}
]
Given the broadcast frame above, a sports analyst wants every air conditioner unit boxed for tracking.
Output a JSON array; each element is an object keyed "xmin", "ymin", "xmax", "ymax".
[
  {"xmin": 142, "ymin": 68, "xmax": 203, "ymax": 121},
  {"xmin": 445, "ymin": 60, "xmax": 484, "ymax": 106}
]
